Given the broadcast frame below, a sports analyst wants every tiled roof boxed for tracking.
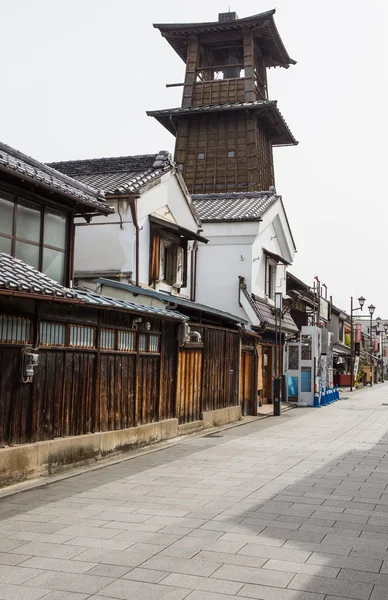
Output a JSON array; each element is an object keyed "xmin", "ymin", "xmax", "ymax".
[
  {"xmin": 74, "ymin": 290, "xmax": 187, "ymax": 321},
  {"xmin": 242, "ymin": 286, "xmax": 298, "ymax": 333},
  {"xmin": 192, "ymin": 191, "xmax": 279, "ymax": 222},
  {"xmin": 0, "ymin": 253, "xmax": 188, "ymax": 321},
  {"xmin": 147, "ymin": 101, "xmax": 297, "ymax": 146},
  {"xmin": 154, "ymin": 10, "xmax": 296, "ymax": 68},
  {"xmin": 0, "ymin": 141, "xmax": 113, "ymax": 216},
  {"xmin": 96, "ymin": 279, "xmax": 248, "ymax": 325},
  {"xmin": 49, "ymin": 152, "xmax": 175, "ymax": 195},
  {"xmin": 0, "ymin": 253, "xmax": 79, "ymax": 300}
]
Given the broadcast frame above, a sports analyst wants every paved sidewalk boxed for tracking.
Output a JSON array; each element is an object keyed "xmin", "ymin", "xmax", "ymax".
[{"xmin": 1, "ymin": 385, "xmax": 388, "ymax": 600}]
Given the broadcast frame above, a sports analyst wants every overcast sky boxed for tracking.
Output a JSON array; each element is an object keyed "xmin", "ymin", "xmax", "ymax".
[{"xmin": 1, "ymin": 0, "xmax": 387, "ymax": 315}]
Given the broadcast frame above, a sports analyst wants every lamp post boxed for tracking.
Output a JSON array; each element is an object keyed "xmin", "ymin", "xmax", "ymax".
[
  {"xmin": 368, "ymin": 304, "xmax": 376, "ymax": 386},
  {"xmin": 383, "ymin": 323, "xmax": 388, "ymax": 382},
  {"xmin": 350, "ymin": 295, "xmax": 366, "ymax": 392},
  {"xmin": 274, "ymin": 292, "xmax": 283, "ymax": 417},
  {"xmin": 376, "ymin": 316, "xmax": 382, "ymax": 383}
]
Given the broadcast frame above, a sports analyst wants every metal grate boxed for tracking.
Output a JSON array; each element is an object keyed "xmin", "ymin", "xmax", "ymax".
[{"xmin": 0, "ymin": 314, "xmax": 32, "ymax": 344}]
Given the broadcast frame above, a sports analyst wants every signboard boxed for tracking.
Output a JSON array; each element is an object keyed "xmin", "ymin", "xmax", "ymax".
[
  {"xmin": 354, "ymin": 356, "xmax": 360, "ymax": 377},
  {"xmin": 319, "ymin": 297, "xmax": 329, "ymax": 322},
  {"xmin": 355, "ymin": 323, "xmax": 362, "ymax": 343}
]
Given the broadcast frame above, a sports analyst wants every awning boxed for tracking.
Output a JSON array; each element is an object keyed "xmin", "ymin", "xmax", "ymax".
[
  {"xmin": 333, "ymin": 343, "xmax": 351, "ymax": 357},
  {"xmin": 149, "ymin": 215, "xmax": 208, "ymax": 243},
  {"xmin": 263, "ymin": 248, "xmax": 291, "ymax": 266}
]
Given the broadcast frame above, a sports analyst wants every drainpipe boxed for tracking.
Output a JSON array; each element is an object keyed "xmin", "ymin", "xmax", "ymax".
[
  {"xmin": 128, "ymin": 196, "xmax": 140, "ymax": 287},
  {"xmin": 191, "ymin": 240, "xmax": 199, "ymax": 301}
]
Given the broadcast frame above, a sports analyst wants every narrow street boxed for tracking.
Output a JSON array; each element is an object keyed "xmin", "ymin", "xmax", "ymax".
[{"xmin": 1, "ymin": 386, "xmax": 388, "ymax": 600}]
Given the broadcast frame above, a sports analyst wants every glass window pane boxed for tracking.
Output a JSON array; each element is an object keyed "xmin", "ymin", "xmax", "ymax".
[
  {"xmin": 43, "ymin": 247, "xmax": 65, "ymax": 284},
  {"xmin": 288, "ymin": 346, "xmax": 299, "ymax": 370},
  {"xmin": 44, "ymin": 209, "xmax": 67, "ymax": 249},
  {"xmin": 15, "ymin": 240, "xmax": 40, "ymax": 269},
  {"xmin": 0, "ymin": 235, "xmax": 12, "ymax": 254},
  {"xmin": 0, "ymin": 194, "xmax": 14, "ymax": 235},
  {"xmin": 301, "ymin": 367, "xmax": 312, "ymax": 392},
  {"xmin": 301, "ymin": 334, "xmax": 312, "ymax": 360},
  {"xmin": 16, "ymin": 200, "xmax": 41, "ymax": 243}
]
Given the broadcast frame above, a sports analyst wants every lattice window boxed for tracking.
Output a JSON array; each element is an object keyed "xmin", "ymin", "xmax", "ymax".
[
  {"xmin": 40, "ymin": 321, "xmax": 66, "ymax": 346},
  {"xmin": 138, "ymin": 333, "xmax": 160, "ymax": 354},
  {"xmin": 100, "ymin": 328, "xmax": 116, "ymax": 350},
  {"xmin": 118, "ymin": 331, "xmax": 135, "ymax": 352},
  {"xmin": 69, "ymin": 325, "xmax": 95, "ymax": 349},
  {"xmin": 0, "ymin": 315, "xmax": 32, "ymax": 344}
]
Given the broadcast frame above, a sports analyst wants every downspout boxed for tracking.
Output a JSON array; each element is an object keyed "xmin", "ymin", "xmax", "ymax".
[
  {"xmin": 128, "ymin": 196, "xmax": 140, "ymax": 287},
  {"xmin": 191, "ymin": 240, "xmax": 199, "ymax": 301}
]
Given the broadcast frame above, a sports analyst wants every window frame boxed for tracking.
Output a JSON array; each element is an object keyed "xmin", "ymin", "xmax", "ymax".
[
  {"xmin": 265, "ymin": 257, "xmax": 277, "ymax": 300},
  {"xmin": 0, "ymin": 190, "xmax": 69, "ymax": 285}
]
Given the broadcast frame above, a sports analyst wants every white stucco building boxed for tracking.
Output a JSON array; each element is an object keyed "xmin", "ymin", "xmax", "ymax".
[{"xmin": 193, "ymin": 190, "xmax": 298, "ymax": 336}]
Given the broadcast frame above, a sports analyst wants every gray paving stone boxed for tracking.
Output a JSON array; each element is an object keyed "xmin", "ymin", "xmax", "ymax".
[
  {"xmin": 9, "ymin": 542, "xmax": 83, "ymax": 560},
  {"xmin": 338, "ymin": 568, "xmax": 388, "ymax": 586},
  {"xmin": 95, "ymin": 579, "xmax": 190, "ymax": 599},
  {"xmin": 27, "ymin": 571, "xmax": 114, "ymax": 594},
  {"xmin": 160, "ymin": 573, "xmax": 243, "ymax": 595},
  {"xmin": 210, "ymin": 564, "xmax": 294, "ymax": 587},
  {"xmin": 64, "ymin": 537, "xmax": 132, "ymax": 551},
  {"xmin": 122, "ymin": 567, "xmax": 168, "ymax": 583},
  {"xmin": 370, "ymin": 586, "xmax": 387, "ymax": 600},
  {"xmin": 73, "ymin": 543, "xmax": 164, "ymax": 567},
  {"xmin": 194, "ymin": 550, "xmax": 267, "ymax": 569},
  {"xmin": 0, "ymin": 583, "xmax": 50, "ymax": 600},
  {"xmin": 140, "ymin": 555, "xmax": 221, "ymax": 576},
  {"xmin": 288, "ymin": 573, "xmax": 373, "ymax": 600},
  {"xmin": 161, "ymin": 536, "xmax": 245, "ymax": 559},
  {"xmin": 263, "ymin": 558, "xmax": 339, "ymax": 578},
  {"xmin": 18, "ymin": 557, "xmax": 97, "ymax": 573},
  {"xmin": 40, "ymin": 592, "xmax": 89, "ymax": 600},
  {"xmin": 237, "ymin": 584, "xmax": 325, "ymax": 599},
  {"xmin": 220, "ymin": 532, "xmax": 285, "ymax": 547}
]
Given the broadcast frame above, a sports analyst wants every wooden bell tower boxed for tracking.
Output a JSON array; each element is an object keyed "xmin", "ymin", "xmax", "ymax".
[{"xmin": 148, "ymin": 10, "xmax": 297, "ymax": 194}]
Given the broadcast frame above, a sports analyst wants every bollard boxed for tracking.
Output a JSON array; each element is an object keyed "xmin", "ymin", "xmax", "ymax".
[
  {"xmin": 336, "ymin": 384, "xmax": 341, "ymax": 400},
  {"xmin": 321, "ymin": 388, "xmax": 326, "ymax": 406}
]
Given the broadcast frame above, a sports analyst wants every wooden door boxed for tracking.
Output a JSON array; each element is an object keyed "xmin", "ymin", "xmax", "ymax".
[
  {"xmin": 262, "ymin": 345, "xmax": 273, "ymax": 404},
  {"xmin": 176, "ymin": 348, "xmax": 202, "ymax": 424},
  {"xmin": 240, "ymin": 350, "xmax": 255, "ymax": 416}
]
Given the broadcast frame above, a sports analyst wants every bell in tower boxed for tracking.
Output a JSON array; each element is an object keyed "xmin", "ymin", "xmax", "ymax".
[{"xmin": 147, "ymin": 10, "xmax": 298, "ymax": 194}]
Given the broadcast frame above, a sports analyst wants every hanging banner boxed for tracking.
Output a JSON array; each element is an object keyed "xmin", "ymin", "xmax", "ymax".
[
  {"xmin": 384, "ymin": 348, "xmax": 388, "ymax": 358},
  {"xmin": 374, "ymin": 337, "xmax": 379, "ymax": 353},
  {"xmin": 354, "ymin": 356, "xmax": 360, "ymax": 377},
  {"xmin": 355, "ymin": 323, "xmax": 362, "ymax": 343}
]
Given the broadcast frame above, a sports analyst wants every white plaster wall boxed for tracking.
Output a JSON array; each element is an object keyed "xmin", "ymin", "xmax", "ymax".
[
  {"xmin": 74, "ymin": 174, "xmax": 198, "ymax": 298},
  {"xmin": 74, "ymin": 199, "xmax": 134, "ymax": 274},
  {"xmin": 196, "ymin": 221, "xmax": 258, "ymax": 318}
]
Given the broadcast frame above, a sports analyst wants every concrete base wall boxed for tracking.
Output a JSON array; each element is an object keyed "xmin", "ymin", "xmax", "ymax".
[
  {"xmin": 0, "ymin": 406, "xmax": 242, "ymax": 488},
  {"xmin": 0, "ymin": 419, "xmax": 178, "ymax": 487},
  {"xmin": 202, "ymin": 405, "xmax": 242, "ymax": 428}
]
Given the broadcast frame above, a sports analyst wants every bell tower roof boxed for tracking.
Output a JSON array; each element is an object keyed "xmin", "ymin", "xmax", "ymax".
[{"xmin": 153, "ymin": 9, "xmax": 296, "ymax": 69}]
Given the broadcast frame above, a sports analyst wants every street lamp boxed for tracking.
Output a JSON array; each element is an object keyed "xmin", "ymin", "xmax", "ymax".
[
  {"xmin": 273, "ymin": 292, "xmax": 283, "ymax": 417},
  {"xmin": 350, "ymin": 296, "xmax": 366, "ymax": 392},
  {"xmin": 380, "ymin": 322, "xmax": 388, "ymax": 382},
  {"xmin": 368, "ymin": 304, "xmax": 376, "ymax": 386}
]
